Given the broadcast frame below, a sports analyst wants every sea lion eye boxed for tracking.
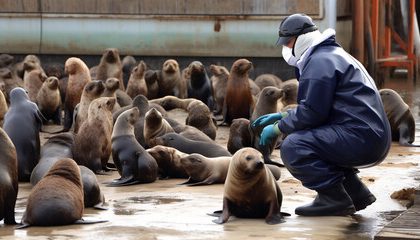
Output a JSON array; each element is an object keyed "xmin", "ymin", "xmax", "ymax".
[{"xmin": 246, "ymin": 155, "xmax": 253, "ymax": 161}]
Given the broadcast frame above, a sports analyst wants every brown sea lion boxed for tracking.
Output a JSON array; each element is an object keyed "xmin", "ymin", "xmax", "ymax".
[
  {"xmin": 379, "ymin": 88, "xmax": 418, "ymax": 146},
  {"xmin": 0, "ymin": 127, "xmax": 18, "ymax": 224},
  {"xmin": 37, "ymin": 76, "xmax": 61, "ymax": 124},
  {"xmin": 279, "ymin": 78, "xmax": 298, "ymax": 111},
  {"xmin": 211, "ymin": 148, "xmax": 287, "ymax": 225},
  {"xmin": 144, "ymin": 69, "xmax": 160, "ymax": 100},
  {"xmin": 20, "ymin": 159, "xmax": 82, "ymax": 226},
  {"xmin": 254, "ymin": 73, "xmax": 283, "ymax": 90},
  {"xmin": 23, "ymin": 68, "xmax": 46, "ymax": 104},
  {"xmin": 4, "ymin": 87, "xmax": 42, "ymax": 182},
  {"xmin": 73, "ymin": 80, "xmax": 105, "ymax": 133},
  {"xmin": 222, "ymin": 59, "xmax": 254, "ymax": 125},
  {"xmin": 155, "ymin": 132, "xmax": 231, "ymax": 158},
  {"xmin": 111, "ymin": 107, "xmax": 158, "ymax": 185},
  {"xmin": 150, "ymin": 95, "xmax": 196, "ymax": 111},
  {"xmin": 146, "ymin": 145, "xmax": 189, "ymax": 179},
  {"xmin": 0, "ymin": 89, "xmax": 8, "ymax": 126},
  {"xmin": 63, "ymin": 57, "xmax": 92, "ymax": 131},
  {"xmin": 74, "ymin": 97, "xmax": 115, "ymax": 173},
  {"xmin": 227, "ymin": 118, "xmax": 252, "ymax": 154},
  {"xmin": 116, "ymin": 89, "xmax": 133, "ymax": 107},
  {"xmin": 126, "ymin": 60, "xmax": 148, "ymax": 99},
  {"xmin": 0, "ymin": 54, "xmax": 14, "ymax": 68},
  {"xmin": 185, "ymin": 100, "xmax": 217, "ymax": 140},
  {"xmin": 96, "ymin": 48, "xmax": 124, "ymax": 90},
  {"xmin": 101, "ymin": 77, "xmax": 122, "ymax": 112},
  {"xmin": 209, "ymin": 64, "xmax": 229, "ymax": 115},
  {"xmin": 249, "ymin": 79, "xmax": 261, "ymax": 96},
  {"xmin": 158, "ymin": 59, "xmax": 182, "ymax": 97},
  {"xmin": 187, "ymin": 61, "xmax": 214, "ymax": 110},
  {"xmin": 144, "ymin": 107, "xmax": 174, "ymax": 147},
  {"xmin": 122, "ymin": 55, "xmax": 137, "ymax": 89},
  {"xmin": 0, "ymin": 68, "xmax": 23, "ymax": 103}
]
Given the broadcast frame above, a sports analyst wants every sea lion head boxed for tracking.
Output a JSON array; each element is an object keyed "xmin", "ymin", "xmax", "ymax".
[
  {"xmin": 104, "ymin": 48, "xmax": 120, "ymax": 63},
  {"xmin": 104, "ymin": 77, "xmax": 120, "ymax": 92},
  {"xmin": 180, "ymin": 153, "xmax": 208, "ymax": 176},
  {"xmin": 154, "ymin": 132, "xmax": 178, "ymax": 146},
  {"xmin": 162, "ymin": 59, "xmax": 179, "ymax": 74},
  {"xmin": 231, "ymin": 58, "xmax": 253, "ymax": 76},
  {"xmin": 84, "ymin": 80, "xmax": 105, "ymax": 97},
  {"xmin": 46, "ymin": 76, "xmax": 59, "ymax": 90},
  {"xmin": 231, "ymin": 147, "xmax": 265, "ymax": 177}
]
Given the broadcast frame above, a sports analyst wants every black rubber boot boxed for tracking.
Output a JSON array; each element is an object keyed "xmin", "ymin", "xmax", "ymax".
[
  {"xmin": 343, "ymin": 173, "xmax": 376, "ymax": 211},
  {"xmin": 295, "ymin": 183, "xmax": 356, "ymax": 216}
]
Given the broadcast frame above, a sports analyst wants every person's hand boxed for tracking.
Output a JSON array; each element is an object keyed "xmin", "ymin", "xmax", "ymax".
[
  {"xmin": 259, "ymin": 122, "xmax": 281, "ymax": 146},
  {"xmin": 252, "ymin": 112, "xmax": 287, "ymax": 128}
]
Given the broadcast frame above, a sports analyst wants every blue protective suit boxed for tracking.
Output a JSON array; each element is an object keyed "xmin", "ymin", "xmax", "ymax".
[{"xmin": 278, "ymin": 33, "xmax": 391, "ymax": 190}]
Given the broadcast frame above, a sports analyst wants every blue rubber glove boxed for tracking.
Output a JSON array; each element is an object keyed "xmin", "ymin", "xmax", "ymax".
[
  {"xmin": 259, "ymin": 122, "xmax": 281, "ymax": 146},
  {"xmin": 252, "ymin": 112, "xmax": 288, "ymax": 128}
]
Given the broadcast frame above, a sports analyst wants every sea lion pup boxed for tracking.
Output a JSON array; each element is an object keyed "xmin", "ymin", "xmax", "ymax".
[
  {"xmin": 185, "ymin": 100, "xmax": 217, "ymax": 140},
  {"xmin": 74, "ymin": 97, "xmax": 115, "ymax": 173},
  {"xmin": 19, "ymin": 158, "xmax": 106, "ymax": 228},
  {"xmin": 211, "ymin": 148, "xmax": 287, "ymax": 225},
  {"xmin": 126, "ymin": 60, "xmax": 148, "ymax": 99},
  {"xmin": 36, "ymin": 76, "xmax": 61, "ymax": 124},
  {"xmin": 63, "ymin": 57, "xmax": 91, "ymax": 131},
  {"xmin": 155, "ymin": 132, "xmax": 232, "ymax": 158},
  {"xmin": 0, "ymin": 127, "xmax": 18, "ymax": 224},
  {"xmin": 0, "ymin": 90, "xmax": 8, "ymax": 126},
  {"xmin": 4, "ymin": 87, "xmax": 42, "ymax": 182},
  {"xmin": 158, "ymin": 59, "xmax": 182, "ymax": 97},
  {"xmin": 101, "ymin": 77, "xmax": 122, "ymax": 112},
  {"xmin": 111, "ymin": 107, "xmax": 158, "ymax": 185},
  {"xmin": 73, "ymin": 80, "xmax": 105, "ymax": 133},
  {"xmin": 222, "ymin": 58, "xmax": 254, "ymax": 125},
  {"xmin": 79, "ymin": 165, "xmax": 106, "ymax": 209},
  {"xmin": 227, "ymin": 118, "xmax": 252, "ymax": 154},
  {"xmin": 96, "ymin": 48, "xmax": 124, "ymax": 90},
  {"xmin": 146, "ymin": 145, "xmax": 189, "ymax": 179},
  {"xmin": 210, "ymin": 64, "xmax": 229, "ymax": 115},
  {"xmin": 187, "ymin": 61, "xmax": 214, "ymax": 110},
  {"xmin": 249, "ymin": 86, "xmax": 285, "ymax": 167},
  {"xmin": 380, "ymin": 88, "xmax": 418, "ymax": 146},
  {"xmin": 144, "ymin": 107, "xmax": 174, "ymax": 147},
  {"xmin": 144, "ymin": 69, "xmax": 160, "ymax": 100},
  {"xmin": 150, "ymin": 95, "xmax": 197, "ymax": 111},
  {"xmin": 122, "ymin": 55, "xmax": 136, "ymax": 89},
  {"xmin": 23, "ymin": 66, "xmax": 47, "ymax": 104},
  {"xmin": 254, "ymin": 73, "xmax": 283, "ymax": 90},
  {"xmin": 278, "ymin": 78, "xmax": 298, "ymax": 111}
]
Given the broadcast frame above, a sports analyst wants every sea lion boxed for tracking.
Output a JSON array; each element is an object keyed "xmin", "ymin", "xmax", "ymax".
[
  {"xmin": 209, "ymin": 64, "xmax": 229, "ymax": 115},
  {"xmin": 155, "ymin": 132, "xmax": 231, "ymax": 158},
  {"xmin": 0, "ymin": 54, "xmax": 14, "ymax": 68},
  {"xmin": 23, "ymin": 68, "xmax": 46, "ymax": 104},
  {"xmin": 63, "ymin": 57, "xmax": 92, "ymax": 131},
  {"xmin": 36, "ymin": 76, "xmax": 61, "ymax": 124},
  {"xmin": 254, "ymin": 73, "xmax": 283, "ymax": 90},
  {"xmin": 211, "ymin": 148, "xmax": 287, "ymax": 225},
  {"xmin": 96, "ymin": 48, "xmax": 124, "ymax": 90},
  {"xmin": 126, "ymin": 60, "xmax": 148, "ymax": 99},
  {"xmin": 379, "ymin": 88, "xmax": 417, "ymax": 146},
  {"xmin": 73, "ymin": 80, "xmax": 105, "ymax": 133},
  {"xmin": 3, "ymin": 87, "xmax": 42, "ymax": 182},
  {"xmin": 0, "ymin": 127, "xmax": 18, "ymax": 224},
  {"xmin": 20, "ymin": 158, "xmax": 84, "ymax": 226},
  {"xmin": 101, "ymin": 77, "xmax": 122, "ymax": 112},
  {"xmin": 79, "ymin": 165, "xmax": 106, "ymax": 209},
  {"xmin": 116, "ymin": 89, "xmax": 133, "ymax": 107},
  {"xmin": 180, "ymin": 154, "xmax": 230, "ymax": 186},
  {"xmin": 74, "ymin": 97, "xmax": 115, "ymax": 173},
  {"xmin": 187, "ymin": 61, "xmax": 214, "ymax": 110},
  {"xmin": 150, "ymin": 95, "xmax": 197, "ymax": 111},
  {"xmin": 185, "ymin": 100, "xmax": 217, "ymax": 140},
  {"xmin": 249, "ymin": 79, "xmax": 261, "ymax": 96},
  {"xmin": 146, "ymin": 145, "xmax": 189, "ymax": 179},
  {"xmin": 121, "ymin": 55, "xmax": 136, "ymax": 89},
  {"xmin": 279, "ymin": 79, "xmax": 298, "ymax": 111},
  {"xmin": 111, "ymin": 107, "xmax": 158, "ymax": 185},
  {"xmin": 158, "ymin": 59, "xmax": 182, "ymax": 97},
  {"xmin": 43, "ymin": 62, "xmax": 65, "ymax": 80},
  {"xmin": 144, "ymin": 69, "xmax": 160, "ymax": 100},
  {"xmin": 143, "ymin": 107, "xmax": 174, "ymax": 147},
  {"xmin": 0, "ymin": 89, "xmax": 8, "ymax": 126},
  {"xmin": 222, "ymin": 59, "xmax": 254, "ymax": 125},
  {"xmin": 227, "ymin": 118, "xmax": 252, "ymax": 154},
  {"xmin": 0, "ymin": 68, "xmax": 23, "ymax": 103}
]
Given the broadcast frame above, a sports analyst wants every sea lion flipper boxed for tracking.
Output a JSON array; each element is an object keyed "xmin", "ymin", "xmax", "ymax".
[
  {"xmin": 15, "ymin": 223, "xmax": 31, "ymax": 229},
  {"xmin": 212, "ymin": 197, "xmax": 231, "ymax": 224},
  {"xmin": 108, "ymin": 176, "xmax": 139, "ymax": 186},
  {"xmin": 74, "ymin": 219, "xmax": 109, "ymax": 224},
  {"xmin": 184, "ymin": 176, "xmax": 217, "ymax": 186},
  {"xmin": 178, "ymin": 177, "xmax": 197, "ymax": 185},
  {"xmin": 265, "ymin": 213, "xmax": 285, "ymax": 225},
  {"xmin": 207, "ymin": 210, "xmax": 222, "ymax": 217},
  {"xmin": 93, "ymin": 203, "xmax": 109, "ymax": 210}
]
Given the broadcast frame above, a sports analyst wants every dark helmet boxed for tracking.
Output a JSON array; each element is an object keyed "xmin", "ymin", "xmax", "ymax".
[{"xmin": 275, "ymin": 13, "xmax": 318, "ymax": 46}]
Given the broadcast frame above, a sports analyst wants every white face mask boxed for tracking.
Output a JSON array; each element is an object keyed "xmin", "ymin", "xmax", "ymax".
[{"xmin": 282, "ymin": 46, "xmax": 298, "ymax": 66}]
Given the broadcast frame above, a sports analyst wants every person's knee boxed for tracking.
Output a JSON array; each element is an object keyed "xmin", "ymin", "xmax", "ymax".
[{"xmin": 280, "ymin": 134, "xmax": 299, "ymax": 160}]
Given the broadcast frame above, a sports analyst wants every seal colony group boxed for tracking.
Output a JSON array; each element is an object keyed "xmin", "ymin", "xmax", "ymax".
[{"xmin": 0, "ymin": 49, "xmax": 413, "ymax": 227}]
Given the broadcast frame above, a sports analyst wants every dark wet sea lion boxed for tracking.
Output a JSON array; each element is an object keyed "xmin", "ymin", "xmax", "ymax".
[
  {"xmin": 3, "ymin": 87, "xmax": 42, "ymax": 182},
  {"xmin": 111, "ymin": 107, "xmax": 158, "ymax": 185},
  {"xmin": 185, "ymin": 100, "xmax": 217, "ymax": 140},
  {"xmin": 222, "ymin": 58, "xmax": 254, "ymax": 125},
  {"xmin": 146, "ymin": 145, "xmax": 189, "ymax": 179},
  {"xmin": 211, "ymin": 148, "xmax": 287, "ymax": 225},
  {"xmin": 144, "ymin": 107, "xmax": 174, "ymax": 147},
  {"xmin": 379, "ymin": 88, "xmax": 418, "ymax": 146},
  {"xmin": 187, "ymin": 61, "xmax": 214, "ymax": 110},
  {"xmin": 227, "ymin": 118, "xmax": 252, "ymax": 154},
  {"xmin": 0, "ymin": 127, "xmax": 18, "ymax": 224},
  {"xmin": 21, "ymin": 158, "xmax": 84, "ymax": 226},
  {"xmin": 79, "ymin": 166, "xmax": 106, "ymax": 209},
  {"xmin": 155, "ymin": 132, "xmax": 231, "ymax": 158},
  {"xmin": 144, "ymin": 69, "xmax": 160, "ymax": 100},
  {"xmin": 122, "ymin": 55, "xmax": 136, "ymax": 89}
]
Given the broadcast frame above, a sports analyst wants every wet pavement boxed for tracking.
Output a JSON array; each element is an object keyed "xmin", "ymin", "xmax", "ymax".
[{"xmin": 1, "ymin": 78, "xmax": 420, "ymax": 240}]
